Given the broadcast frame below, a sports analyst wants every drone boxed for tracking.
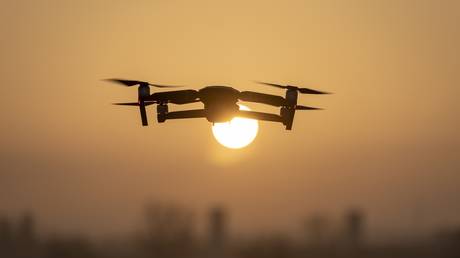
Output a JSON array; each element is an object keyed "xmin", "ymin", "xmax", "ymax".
[{"xmin": 105, "ymin": 79, "xmax": 329, "ymax": 130}]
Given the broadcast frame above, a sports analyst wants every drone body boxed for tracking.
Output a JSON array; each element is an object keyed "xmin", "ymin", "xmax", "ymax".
[{"xmin": 107, "ymin": 79, "xmax": 329, "ymax": 130}]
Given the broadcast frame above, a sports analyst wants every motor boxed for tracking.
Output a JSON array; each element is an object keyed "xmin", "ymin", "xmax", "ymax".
[
  {"xmin": 157, "ymin": 104, "xmax": 168, "ymax": 123},
  {"xmin": 138, "ymin": 83, "xmax": 151, "ymax": 100}
]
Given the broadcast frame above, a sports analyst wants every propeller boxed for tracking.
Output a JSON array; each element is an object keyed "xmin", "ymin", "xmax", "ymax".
[
  {"xmin": 255, "ymin": 81, "xmax": 330, "ymax": 94},
  {"xmin": 239, "ymin": 91, "xmax": 287, "ymax": 107},
  {"xmin": 105, "ymin": 78, "xmax": 181, "ymax": 127},
  {"xmin": 104, "ymin": 79, "xmax": 183, "ymax": 88},
  {"xmin": 112, "ymin": 101, "xmax": 156, "ymax": 126},
  {"xmin": 295, "ymin": 105, "xmax": 322, "ymax": 110},
  {"xmin": 112, "ymin": 102, "xmax": 156, "ymax": 106}
]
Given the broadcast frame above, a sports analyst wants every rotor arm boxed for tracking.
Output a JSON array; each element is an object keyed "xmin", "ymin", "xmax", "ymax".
[
  {"xmin": 164, "ymin": 109, "xmax": 207, "ymax": 120},
  {"xmin": 238, "ymin": 91, "xmax": 286, "ymax": 107},
  {"xmin": 146, "ymin": 90, "xmax": 199, "ymax": 104},
  {"xmin": 236, "ymin": 110, "xmax": 284, "ymax": 123}
]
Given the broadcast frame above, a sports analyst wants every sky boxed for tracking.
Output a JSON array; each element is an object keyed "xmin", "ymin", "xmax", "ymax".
[{"xmin": 1, "ymin": 0, "xmax": 459, "ymax": 240}]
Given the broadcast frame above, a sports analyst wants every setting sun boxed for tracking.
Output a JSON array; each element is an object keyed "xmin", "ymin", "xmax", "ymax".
[{"xmin": 212, "ymin": 105, "xmax": 259, "ymax": 149}]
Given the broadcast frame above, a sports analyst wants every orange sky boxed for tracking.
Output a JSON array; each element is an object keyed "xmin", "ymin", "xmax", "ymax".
[{"xmin": 1, "ymin": 0, "xmax": 459, "ymax": 239}]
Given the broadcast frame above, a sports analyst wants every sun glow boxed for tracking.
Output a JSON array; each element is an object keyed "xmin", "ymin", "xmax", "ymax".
[{"xmin": 212, "ymin": 105, "xmax": 259, "ymax": 149}]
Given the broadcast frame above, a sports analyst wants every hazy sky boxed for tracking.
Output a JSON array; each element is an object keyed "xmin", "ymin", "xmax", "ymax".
[{"xmin": 1, "ymin": 0, "xmax": 459, "ymax": 239}]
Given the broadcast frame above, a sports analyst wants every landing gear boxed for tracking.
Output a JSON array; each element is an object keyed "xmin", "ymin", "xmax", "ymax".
[
  {"xmin": 280, "ymin": 106, "xmax": 295, "ymax": 130},
  {"xmin": 136, "ymin": 84, "xmax": 151, "ymax": 126}
]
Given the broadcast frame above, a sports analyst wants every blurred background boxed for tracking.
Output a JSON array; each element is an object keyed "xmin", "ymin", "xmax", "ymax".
[{"xmin": 1, "ymin": 0, "xmax": 459, "ymax": 257}]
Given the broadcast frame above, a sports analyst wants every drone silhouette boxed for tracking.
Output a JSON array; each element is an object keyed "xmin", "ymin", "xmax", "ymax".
[{"xmin": 105, "ymin": 79, "xmax": 329, "ymax": 130}]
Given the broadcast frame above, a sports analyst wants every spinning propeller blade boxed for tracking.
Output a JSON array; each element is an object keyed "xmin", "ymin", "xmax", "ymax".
[
  {"xmin": 112, "ymin": 102, "xmax": 156, "ymax": 106},
  {"xmin": 254, "ymin": 81, "xmax": 286, "ymax": 89},
  {"xmin": 148, "ymin": 83, "xmax": 183, "ymax": 88},
  {"xmin": 112, "ymin": 101, "xmax": 154, "ymax": 126},
  {"xmin": 255, "ymin": 81, "xmax": 330, "ymax": 94},
  {"xmin": 113, "ymin": 102, "xmax": 139, "ymax": 106},
  {"xmin": 295, "ymin": 105, "xmax": 322, "ymax": 110},
  {"xmin": 105, "ymin": 79, "xmax": 144, "ymax": 86},
  {"xmin": 105, "ymin": 79, "xmax": 183, "ymax": 88}
]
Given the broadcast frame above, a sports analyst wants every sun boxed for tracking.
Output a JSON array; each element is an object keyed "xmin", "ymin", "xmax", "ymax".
[{"xmin": 212, "ymin": 105, "xmax": 259, "ymax": 149}]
